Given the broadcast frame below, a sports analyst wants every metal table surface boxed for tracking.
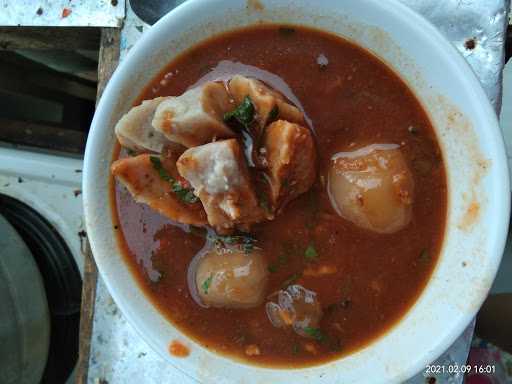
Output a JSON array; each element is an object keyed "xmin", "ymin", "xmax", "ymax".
[
  {"xmin": 86, "ymin": 1, "xmax": 511, "ymax": 383},
  {"xmin": 0, "ymin": 0, "xmax": 125, "ymax": 27}
]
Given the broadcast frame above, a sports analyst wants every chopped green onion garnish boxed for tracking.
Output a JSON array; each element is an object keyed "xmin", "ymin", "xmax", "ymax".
[
  {"xmin": 208, "ymin": 233, "xmax": 257, "ymax": 254},
  {"xmin": 281, "ymin": 272, "xmax": 302, "ymax": 288},
  {"xmin": 304, "ymin": 244, "xmax": 318, "ymax": 261},
  {"xmin": 224, "ymin": 95, "xmax": 255, "ymax": 128},
  {"xmin": 267, "ymin": 105, "xmax": 279, "ymax": 123},
  {"xmin": 303, "ymin": 327, "xmax": 325, "ymax": 342},
  {"xmin": 202, "ymin": 274, "xmax": 213, "ymax": 294},
  {"xmin": 419, "ymin": 249, "xmax": 430, "ymax": 263},
  {"xmin": 149, "ymin": 156, "xmax": 198, "ymax": 204}
]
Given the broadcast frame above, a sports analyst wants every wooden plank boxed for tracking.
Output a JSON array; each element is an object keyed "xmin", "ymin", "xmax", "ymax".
[
  {"xmin": 96, "ymin": 29, "xmax": 121, "ymax": 99},
  {"xmin": 0, "ymin": 27, "xmax": 101, "ymax": 51},
  {"xmin": 75, "ymin": 27, "xmax": 120, "ymax": 384},
  {"xmin": 75, "ymin": 241, "xmax": 99, "ymax": 384},
  {"xmin": 0, "ymin": 118, "xmax": 86, "ymax": 153},
  {"xmin": 506, "ymin": 24, "xmax": 511, "ymax": 62}
]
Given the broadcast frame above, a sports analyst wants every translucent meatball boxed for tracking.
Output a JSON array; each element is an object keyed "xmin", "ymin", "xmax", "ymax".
[
  {"xmin": 328, "ymin": 144, "xmax": 414, "ymax": 234},
  {"xmin": 266, "ymin": 285, "xmax": 323, "ymax": 338},
  {"xmin": 194, "ymin": 248, "xmax": 268, "ymax": 309}
]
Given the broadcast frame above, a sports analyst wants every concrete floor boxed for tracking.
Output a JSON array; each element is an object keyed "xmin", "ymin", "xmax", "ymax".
[{"xmin": 491, "ymin": 58, "xmax": 512, "ymax": 294}]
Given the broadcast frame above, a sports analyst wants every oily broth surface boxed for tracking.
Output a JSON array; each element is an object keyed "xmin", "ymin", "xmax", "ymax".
[{"xmin": 112, "ymin": 25, "xmax": 446, "ymax": 366}]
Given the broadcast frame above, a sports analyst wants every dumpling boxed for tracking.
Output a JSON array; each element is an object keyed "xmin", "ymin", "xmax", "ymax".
[
  {"xmin": 152, "ymin": 82, "xmax": 235, "ymax": 148},
  {"xmin": 115, "ymin": 97, "xmax": 170, "ymax": 153},
  {"xmin": 266, "ymin": 285, "xmax": 323, "ymax": 338},
  {"xmin": 227, "ymin": 75, "xmax": 304, "ymax": 129},
  {"xmin": 194, "ymin": 247, "xmax": 268, "ymax": 308},
  {"xmin": 111, "ymin": 153, "xmax": 207, "ymax": 225},
  {"xmin": 176, "ymin": 139, "xmax": 266, "ymax": 233},
  {"xmin": 328, "ymin": 144, "xmax": 414, "ymax": 234},
  {"xmin": 263, "ymin": 120, "xmax": 316, "ymax": 210}
]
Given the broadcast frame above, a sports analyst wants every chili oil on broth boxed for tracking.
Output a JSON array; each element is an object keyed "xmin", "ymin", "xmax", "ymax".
[{"xmin": 111, "ymin": 24, "xmax": 447, "ymax": 367}]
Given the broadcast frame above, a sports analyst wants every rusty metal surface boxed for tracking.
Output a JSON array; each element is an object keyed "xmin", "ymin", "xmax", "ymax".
[
  {"xmin": 404, "ymin": 0, "xmax": 511, "ymax": 112},
  {"xmin": 87, "ymin": 1, "xmax": 511, "ymax": 383},
  {"xmin": 0, "ymin": 0, "xmax": 125, "ymax": 27}
]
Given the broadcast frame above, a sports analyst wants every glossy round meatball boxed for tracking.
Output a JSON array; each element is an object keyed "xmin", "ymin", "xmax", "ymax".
[
  {"xmin": 266, "ymin": 285, "xmax": 323, "ymax": 338},
  {"xmin": 195, "ymin": 248, "xmax": 268, "ymax": 309},
  {"xmin": 328, "ymin": 144, "xmax": 414, "ymax": 234}
]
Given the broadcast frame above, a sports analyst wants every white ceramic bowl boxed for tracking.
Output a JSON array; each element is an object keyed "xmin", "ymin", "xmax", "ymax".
[{"xmin": 83, "ymin": 0, "xmax": 510, "ymax": 382}]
